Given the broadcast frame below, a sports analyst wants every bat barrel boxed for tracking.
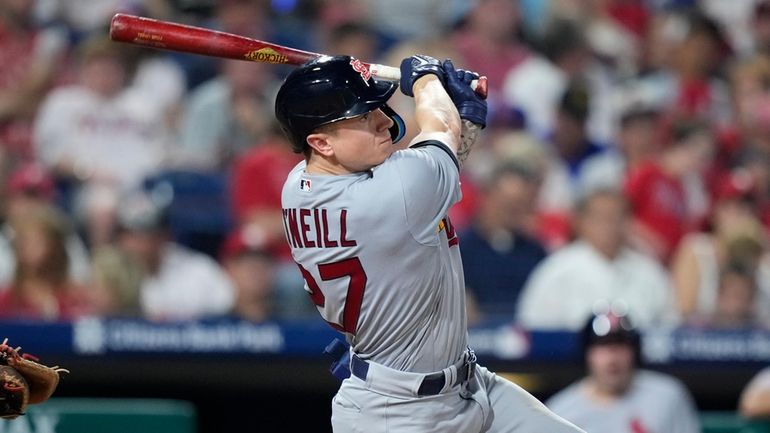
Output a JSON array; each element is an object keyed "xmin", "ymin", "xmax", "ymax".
[
  {"xmin": 109, "ymin": 13, "xmax": 318, "ymax": 65},
  {"xmin": 109, "ymin": 14, "xmax": 488, "ymax": 98}
]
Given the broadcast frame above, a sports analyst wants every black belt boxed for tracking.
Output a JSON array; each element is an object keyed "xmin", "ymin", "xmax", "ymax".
[{"xmin": 350, "ymin": 351, "xmax": 476, "ymax": 396}]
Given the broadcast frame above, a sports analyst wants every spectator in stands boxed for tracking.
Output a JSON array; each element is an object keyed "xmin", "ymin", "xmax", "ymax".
[
  {"xmin": 0, "ymin": 206, "xmax": 86, "ymax": 321},
  {"xmin": 727, "ymin": 57, "xmax": 770, "ymax": 163},
  {"xmin": 462, "ymin": 129, "xmax": 572, "ymax": 249},
  {"xmin": 82, "ymin": 245, "xmax": 143, "ymax": 317},
  {"xmin": 516, "ymin": 188, "xmax": 675, "ymax": 330},
  {"xmin": 503, "ymin": 16, "xmax": 617, "ymax": 145},
  {"xmin": 733, "ymin": 148, "xmax": 770, "ymax": 230},
  {"xmin": 175, "ymin": 59, "xmax": 277, "ymax": 171},
  {"xmin": 637, "ymin": 11, "xmax": 733, "ymax": 126},
  {"xmin": 500, "ymin": 80, "xmax": 609, "ymax": 239},
  {"xmin": 624, "ymin": 119, "xmax": 715, "ymax": 263},
  {"xmin": 670, "ymin": 173, "xmax": 770, "ymax": 325},
  {"xmin": 114, "ymin": 190, "xmax": 235, "ymax": 321},
  {"xmin": 699, "ymin": 262, "xmax": 764, "ymax": 329},
  {"xmin": 230, "ymin": 125, "xmax": 302, "ymax": 261},
  {"xmin": 504, "ymin": 17, "xmax": 588, "ymax": 141},
  {"xmin": 33, "ymin": 34, "xmax": 181, "ymax": 247},
  {"xmin": 323, "ymin": 22, "xmax": 379, "ymax": 61},
  {"xmin": 547, "ymin": 309, "xmax": 701, "ymax": 433},
  {"xmin": 451, "ymin": 0, "xmax": 529, "ymax": 99},
  {"xmin": 460, "ymin": 158, "xmax": 548, "ymax": 323},
  {"xmin": 752, "ymin": 0, "xmax": 770, "ymax": 59},
  {"xmin": 0, "ymin": 0, "xmax": 68, "ymax": 165},
  {"xmin": 578, "ymin": 102, "xmax": 662, "ymax": 197},
  {"xmin": 0, "ymin": 162, "xmax": 90, "ymax": 287},
  {"xmin": 220, "ymin": 225, "xmax": 277, "ymax": 323},
  {"xmin": 740, "ymin": 365, "xmax": 770, "ymax": 418},
  {"xmin": 363, "ymin": 0, "xmax": 459, "ymax": 48},
  {"xmin": 549, "ymin": 80, "xmax": 607, "ymax": 189},
  {"xmin": 35, "ymin": 0, "xmax": 129, "ymax": 42}
]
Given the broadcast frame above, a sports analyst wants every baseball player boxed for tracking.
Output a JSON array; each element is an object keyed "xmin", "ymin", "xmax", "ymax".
[
  {"xmin": 547, "ymin": 310, "xmax": 701, "ymax": 433},
  {"xmin": 277, "ymin": 54, "xmax": 583, "ymax": 433}
]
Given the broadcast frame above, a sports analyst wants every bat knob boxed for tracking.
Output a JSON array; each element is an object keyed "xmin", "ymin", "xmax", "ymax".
[{"xmin": 474, "ymin": 76, "xmax": 488, "ymax": 100}]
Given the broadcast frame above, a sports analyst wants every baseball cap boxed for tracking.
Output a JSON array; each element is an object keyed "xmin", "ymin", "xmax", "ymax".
[
  {"xmin": 715, "ymin": 169, "xmax": 755, "ymax": 203},
  {"xmin": 6, "ymin": 163, "xmax": 56, "ymax": 200},
  {"xmin": 619, "ymin": 102, "xmax": 660, "ymax": 128},
  {"xmin": 115, "ymin": 191, "xmax": 169, "ymax": 232},
  {"xmin": 220, "ymin": 224, "xmax": 272, "ymax": 261}
]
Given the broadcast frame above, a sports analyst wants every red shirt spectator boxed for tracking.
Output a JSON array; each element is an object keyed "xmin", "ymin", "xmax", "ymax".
[
  {"xmin": 625, "ymin": 160, "xmax": 689, "ymax": 262},
  {"xmin": 231, "ymin": 137, "xmax": 303, "ymax": 260},
  {"xmin": 0, "ymin": 6, "xmax": 68, "ymax": 160},
  {"xmin": 0, "ymin": 287, "xmax": 84, "ymax": 321}
]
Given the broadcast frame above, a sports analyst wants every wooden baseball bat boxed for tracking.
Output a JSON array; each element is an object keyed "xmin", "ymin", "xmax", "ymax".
[{"xmin": 109, "ymin": 13, "xmax": 487, "ymax": 98}]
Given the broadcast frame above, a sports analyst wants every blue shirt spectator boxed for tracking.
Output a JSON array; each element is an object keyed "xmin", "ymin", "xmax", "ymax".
[{"xmin": 459, "ymin": 159, "xmax": 548, "ymax": 322}]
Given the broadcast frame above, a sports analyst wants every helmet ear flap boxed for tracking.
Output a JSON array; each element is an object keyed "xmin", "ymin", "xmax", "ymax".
[{"xmin": 381, "ymin": 104, "xmax": 406, "ymax": 143}]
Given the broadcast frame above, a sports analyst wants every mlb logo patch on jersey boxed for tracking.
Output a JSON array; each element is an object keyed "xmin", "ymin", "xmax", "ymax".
[{"xmin": 299, "ymin": 178, "xmax": 312, "ymax": 192}]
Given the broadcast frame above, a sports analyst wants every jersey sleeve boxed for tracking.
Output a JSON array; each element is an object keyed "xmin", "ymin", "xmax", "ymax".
[{"xmin": 385, "ymin": 139, "xmax": 461, "ymax": 245}]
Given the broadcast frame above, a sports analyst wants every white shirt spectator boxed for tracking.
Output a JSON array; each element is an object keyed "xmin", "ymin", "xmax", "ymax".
[
  {"xmin": 503, "ymin": 55, "xmax": 617, "ymax": 145},
  {"xmin": 516, "ymin": 241, "xmax": 676, "ymax": 330},
  {"xmin": 547, "ymin": 370, "xmax": 701, "ymax": 433},
  {"xmin": 34, "ymin": 84, "xmax": 172, "ymax": 189},
  {"xmin": 140, "ymin": 243, "xmax": 235, "ymax": 321}
]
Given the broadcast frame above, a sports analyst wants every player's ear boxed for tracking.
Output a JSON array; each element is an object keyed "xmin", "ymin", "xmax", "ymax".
[{"xmin": 306, "ymin": 133, "xmax": 334, "ymax": 157}]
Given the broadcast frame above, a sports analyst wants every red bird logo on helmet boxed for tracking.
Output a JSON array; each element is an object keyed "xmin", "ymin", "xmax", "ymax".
[{"xmin": 349, "ymin": 59, "xmax": 372, "ymax": 85}]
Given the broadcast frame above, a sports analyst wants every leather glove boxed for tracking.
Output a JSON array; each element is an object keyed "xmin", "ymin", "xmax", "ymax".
[{"xmin": 0, "ymin": 339, "xmax": 68, "ymax": 419}]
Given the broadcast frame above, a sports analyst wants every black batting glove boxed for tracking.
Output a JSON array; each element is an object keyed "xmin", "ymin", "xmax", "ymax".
[
  {"xmin": 442, "ymin": 59, "xmax": 487, "ymax": 128},
  {"xmin": 399, "ymin": 55, "xmax": 445, "ymax": 97}
]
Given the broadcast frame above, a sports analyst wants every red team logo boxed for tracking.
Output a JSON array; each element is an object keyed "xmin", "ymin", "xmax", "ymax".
[
  {"xmin": 441, "ymin": 217, "xmax": 459, "ymax": 247},
  {"xmin": 349, "ymin": 59, "xmax": 371, "ymax": 85}
]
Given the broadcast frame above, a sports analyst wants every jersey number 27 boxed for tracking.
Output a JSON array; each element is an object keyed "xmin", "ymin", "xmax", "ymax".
[{"xmin": 298, "ymin": 257, "xmax": 367, "ymax": 335}]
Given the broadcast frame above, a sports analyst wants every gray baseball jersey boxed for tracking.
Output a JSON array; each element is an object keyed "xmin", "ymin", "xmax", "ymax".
[
  {"xmin": 281, "ymin": 138, "xmax": 466, "ymax": 373},
  {"xmin": 546, "ymin": 370, "xmax": 701, "ymax": 433}
]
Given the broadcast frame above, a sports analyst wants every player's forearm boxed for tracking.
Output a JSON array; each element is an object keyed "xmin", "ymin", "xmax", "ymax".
[{"xmin": 412, "ymin": 75, "xmax": 461, "ymax": 150}]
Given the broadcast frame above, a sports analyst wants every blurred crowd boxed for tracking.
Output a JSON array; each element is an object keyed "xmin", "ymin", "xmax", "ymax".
[{"xmin": 0, "ymin": 0, "xmax": 770, "ymax": 334}]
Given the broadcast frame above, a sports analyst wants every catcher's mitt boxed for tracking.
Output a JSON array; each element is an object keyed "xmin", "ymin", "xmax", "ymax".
[{"xmin": 0, "ymin": 338, "xmax": 68, "ymax": 419}]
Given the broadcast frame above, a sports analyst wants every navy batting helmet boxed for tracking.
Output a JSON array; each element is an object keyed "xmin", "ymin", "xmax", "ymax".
[
  {"xmin": 581, "ymin": 310, "xmax": 641, "ymax": 358},
  {"xmin": 274, "ymin": 55, "xmax": 406, "ymax": 154}
]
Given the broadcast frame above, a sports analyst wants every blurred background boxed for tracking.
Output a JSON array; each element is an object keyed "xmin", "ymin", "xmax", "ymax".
[{"xmin": 2, "ymin": 0, "xmax": 770, "ymax": 431}]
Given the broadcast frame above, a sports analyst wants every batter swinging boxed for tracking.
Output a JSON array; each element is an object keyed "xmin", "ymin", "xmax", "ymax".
[{"xmin": 278, "ymin": 54, "xmax": 583, "ymax": 433}]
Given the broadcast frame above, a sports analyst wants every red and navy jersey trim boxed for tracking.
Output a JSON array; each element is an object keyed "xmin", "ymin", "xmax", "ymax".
[{"xmin": 411, "ymin": 140, "xmax": 460, "ymax": 170}]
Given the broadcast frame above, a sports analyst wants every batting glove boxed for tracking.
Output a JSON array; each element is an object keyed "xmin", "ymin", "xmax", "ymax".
[
  {"xmin": 442, "ymin": 59, "xmax": 487, "ymax": 128},
  {"xmin": 399, "ymin": 55, "xmax": 445, "ymax": 97}
]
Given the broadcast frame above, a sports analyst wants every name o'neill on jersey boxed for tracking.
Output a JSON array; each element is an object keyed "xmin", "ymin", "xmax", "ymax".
[{"xmin": 282, "ymin": 208, "xmax": 357, "ymax": 248}]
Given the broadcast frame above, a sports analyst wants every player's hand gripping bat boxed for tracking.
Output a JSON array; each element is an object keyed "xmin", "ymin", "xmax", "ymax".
[{"xmin": 109, "ymin": 14, "xmax": 488, "ymax": 99}]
